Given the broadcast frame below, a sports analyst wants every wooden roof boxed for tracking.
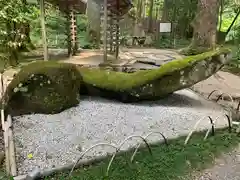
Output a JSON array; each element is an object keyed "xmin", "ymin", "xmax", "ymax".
[
  {"xmin": 46, "ymin": 0, "xmax": 132, "ymax": 15},
  {"xmin": 46, "ymin": 0, "xmax": 87, "ymax": 13},
  {"xmin": 107, "ymin": 0, "xmax": 133, "ymax": 16}
]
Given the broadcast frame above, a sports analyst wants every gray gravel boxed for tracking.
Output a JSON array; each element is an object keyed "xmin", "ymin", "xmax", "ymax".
[
  {"xmin": 13, "ymin": 89, "xmax": 229, "ymax": 175},
  {"xmin": 194, "ymin": 145, "xmax": 240, "ymax": 180}
]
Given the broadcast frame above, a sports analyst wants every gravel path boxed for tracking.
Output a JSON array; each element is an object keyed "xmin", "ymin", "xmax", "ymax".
[
  {"xmin": 13, "ymin": 89, "xmax": 230, "ymax": 175},
  {"xmin": 194, "ymin": 145, "xmax": 240, "ymax": 180}
]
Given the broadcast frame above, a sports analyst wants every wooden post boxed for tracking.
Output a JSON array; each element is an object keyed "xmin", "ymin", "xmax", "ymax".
[
  {"xmin": 0, "ymin": 74, "xmax": 10, "ymax": 175},
  {"xmin": 3, "ymin": 120, "xmax": 10, "ymax": 175},
  {"xmin": 172, "ymin": 0, "xmax": 176, "ymax": 48},
  {"xmin": 115, "ymin": 0, "xmax": 120, "ymax": 59},
  {"xmin": 109, "ymin": 18, "xmax": 113, "ymax": 53},
  {"xmin": 70, "ymin": 8, "xmax": 78, "ymax": 56},
  {"xmin": 65, "ymin": 7, "xmax": 72, "ymax": 57},
  {"xmin": 8, "ymin": 115, "xmax": 17, "ymax": 176},
  {"xmin": 103, "ymin": 0, "xmax": 108, "ymax": 62},
  {"xmin": 40, "ymin": 0, "xmax": 48, "ymax": 61}
]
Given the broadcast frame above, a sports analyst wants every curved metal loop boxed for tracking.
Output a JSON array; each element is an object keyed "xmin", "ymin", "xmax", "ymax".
[
  {"xmin": 204, "ymin": 113, "xmax": 234, "ymax": 140},
  {"xmin": 69, "ymin": 143, "xmax": 118, "ymax": 177},
  {"xmin": 184, "ymin": 116, "xmax": 212, "ymax": 145},
  {"xmin": 106, "ymin": 135, "xmax": 152, "ymax": 177},
  {"xmin": 204, "ymin": 116, "xmax": 215, "ymax": 140},
  {"xmin": 208, "ymin": 90, "xmax": 222, "ymax": 100},
  {"xmin": 216, "ymin": 93, "xmax": 234, "ymax": 106},
  {"xmin": 130, "ymin": 132, "xmax": 168, "ymax": 163},
  {"xmin": 207, "ymin": 90, "xmax": 240, "ymax": 133},
  {"xmin": 236, "ymin": 100, "xmax": 240, "ymax": 111},
  {"xmin": 209, "ymin": 116, "xmax": 215, "ymax": 136},
  {"xmin": 225, "ymin": 114, "xmax": 232, "ymax": 132}
]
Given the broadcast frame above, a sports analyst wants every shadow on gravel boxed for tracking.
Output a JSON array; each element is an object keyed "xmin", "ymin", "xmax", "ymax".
[{"xmin": 80, "ymin": 91, "xmax": 205, "ymax": 108}]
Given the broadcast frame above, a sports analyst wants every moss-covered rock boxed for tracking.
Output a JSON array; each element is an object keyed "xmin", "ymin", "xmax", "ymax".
[
  {"xmin": 3, "ymin": 47, "xmax": 232, "ymax": 115},
  {"xmin": 78, "ymin": 47, "xmax": 232, "ymax": 102},
  {"xmin": 5, "ymin": 61, "xmax": 82, "ymax": 115}
]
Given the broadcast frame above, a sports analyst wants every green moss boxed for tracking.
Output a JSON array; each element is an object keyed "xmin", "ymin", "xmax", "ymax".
[
  {"xmin": 3, "ymin": 47, "xmax": 232, "ymax": 114},
  {"xmin": 5, "ymin": 61, "xmax": 82, "ymax": 115},
  {"xmin": 78, "ymin": 47, "xmax": 231, "ymax": 92}
]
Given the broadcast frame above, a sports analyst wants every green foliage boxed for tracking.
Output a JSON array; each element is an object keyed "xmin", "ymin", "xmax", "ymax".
[
  {"xmin": 163, "ymin": 0, "xmax": 197, "ymax": 38},
  {"xmin": 5, "ymin": 61, "xmax": 82, "ymax": 115},
  {"xmin": 30, "ymin": 4, "xmax": 91, "ymax": 49},
  {"xmin": 224, "ymin": 44, "xmax": 240, "ymax": 68},
  {"xmin": 217, "ymin": 0, "xmax": 240, "ymax": 69},
  {"xmin": 155, "ymin": 36, "xmax": 190, "ymax": 49},
  {"xmin": 218, "ymin": 0, "xmax": 240, "ymax": 42},
  {"xmin": 0, "ymin": 0, "xmax": 38, "ymax": 64}
]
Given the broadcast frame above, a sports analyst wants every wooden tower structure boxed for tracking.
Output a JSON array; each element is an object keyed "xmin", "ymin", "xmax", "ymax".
[
  {"xmin": 100, "ymin": 0, "xmax": 133, "ymax": 61},
  {"xmin": 37, "ymin": 0, "xmax": 132, "ymax": 61},
  {"xmin": 39, "ymin": 0, "xmax": 86, "ymax": 60}
]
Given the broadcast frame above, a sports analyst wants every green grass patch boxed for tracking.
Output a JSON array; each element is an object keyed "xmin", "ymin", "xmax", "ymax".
[{"xmin": 44, "ymin": 129, "xmax": 239, "ymax": 180}]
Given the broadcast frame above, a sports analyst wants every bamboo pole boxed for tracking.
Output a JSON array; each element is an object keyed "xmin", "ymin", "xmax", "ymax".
[
  {"xmin": 65, "ymin": 6, "xmax": 72, "ymax": 57},
  {"xmin": 115, "ymin": 0, "xmax": 120, "ymax": 59},
  {"xmin": 0, "ymin": 73, "xmax": 10, "ymax": 175},
  {"xmin": 40, "ymin": 0, "xmax": 48, "ymax": 61},
  {"xmin": 103, "ymin": 0, "xmax": 108, "ymax": 62},
  {"xmin": 1, "ymin": 73, "xmax": 5, "ymax": 127},
  {"xmin": 3, "ymin": 120, "xmax": 10, "ymax": 175},
  {"xmin": 8, "ymin": 115, "xmax": 17, "ymax": 176},
  {"xmin": 70, "ymin": 8, "xmax": 78, "ymax": 56}
]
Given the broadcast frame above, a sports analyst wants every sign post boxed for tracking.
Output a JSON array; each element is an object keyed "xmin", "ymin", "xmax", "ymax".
[{"xmin": 159, "ymin": 22, "xmax": 175, "ymax": 48}]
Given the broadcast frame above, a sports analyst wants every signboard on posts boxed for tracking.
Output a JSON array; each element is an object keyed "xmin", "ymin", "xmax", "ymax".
[
  {"xmin": 27, "ymin": 0, "xmax": 38, "ymax": 4},
  {"xmin": 159, "ymin": 22, "xmax": 172, "ymax": 33}
]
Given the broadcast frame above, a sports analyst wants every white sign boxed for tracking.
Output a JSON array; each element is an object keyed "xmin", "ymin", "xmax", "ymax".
[
  {"xmin": 159, "ymin": 22, "xmax": 171, "ymax": 33},
  {"xmin": 27, "ymin": 0, "xmax": 38, "ymax": 4}
]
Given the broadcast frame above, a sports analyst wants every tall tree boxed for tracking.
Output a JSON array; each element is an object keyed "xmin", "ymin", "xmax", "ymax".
[
  {"xmin": 148, "ymin": 0, "xmax": 154, "ymax": 32},
  {"xmin": 86, "ymin": 0, "xmax": 101, "ymax": 47},
  {"xmin": 183, "ymin": 0, "xmax": 220, "ymax": 54},
  {"xmin": 191, "ymin": 0, "xmax": 220, "ymax": 50},
  {"xmin": 161, "ymin": 0, "xmax": 169, "ymax": 21}
]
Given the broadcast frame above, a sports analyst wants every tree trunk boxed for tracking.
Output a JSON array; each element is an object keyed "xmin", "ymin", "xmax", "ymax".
[
  {"xmin": 148, "ymin": 0, "xmax": 154, "ymax": 32},
  {"xmin": 6, "ymin": 22, "xmax": 19, "ymax": 66},
  {"xmin": 218, "ymin": 0, "xmax": 224, "ymax": 32},
  {"xmin": 142, "ymin": 0, "xmax": 146, "ymax": 18},
  {"xmin": 19, "ymin": 0, "xmax": 35, "ymax": 51},
  {"xmin": 190, "ymin": 0, "xmax": 220, "ymax": 51},
  {"xmin": 161, "ymin": 0, "xmax": 168, "ymax": 21},
  {"xmin": 136, "ymin": 0, "xmax": 143, "ymax": 21},
  {"xmin": 86, "ymin": 0, "xmax": 101, "ymax": 47},
  {"xmin": 18, "ymin": 23, "xmax": 35, "ymax": 51}
]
